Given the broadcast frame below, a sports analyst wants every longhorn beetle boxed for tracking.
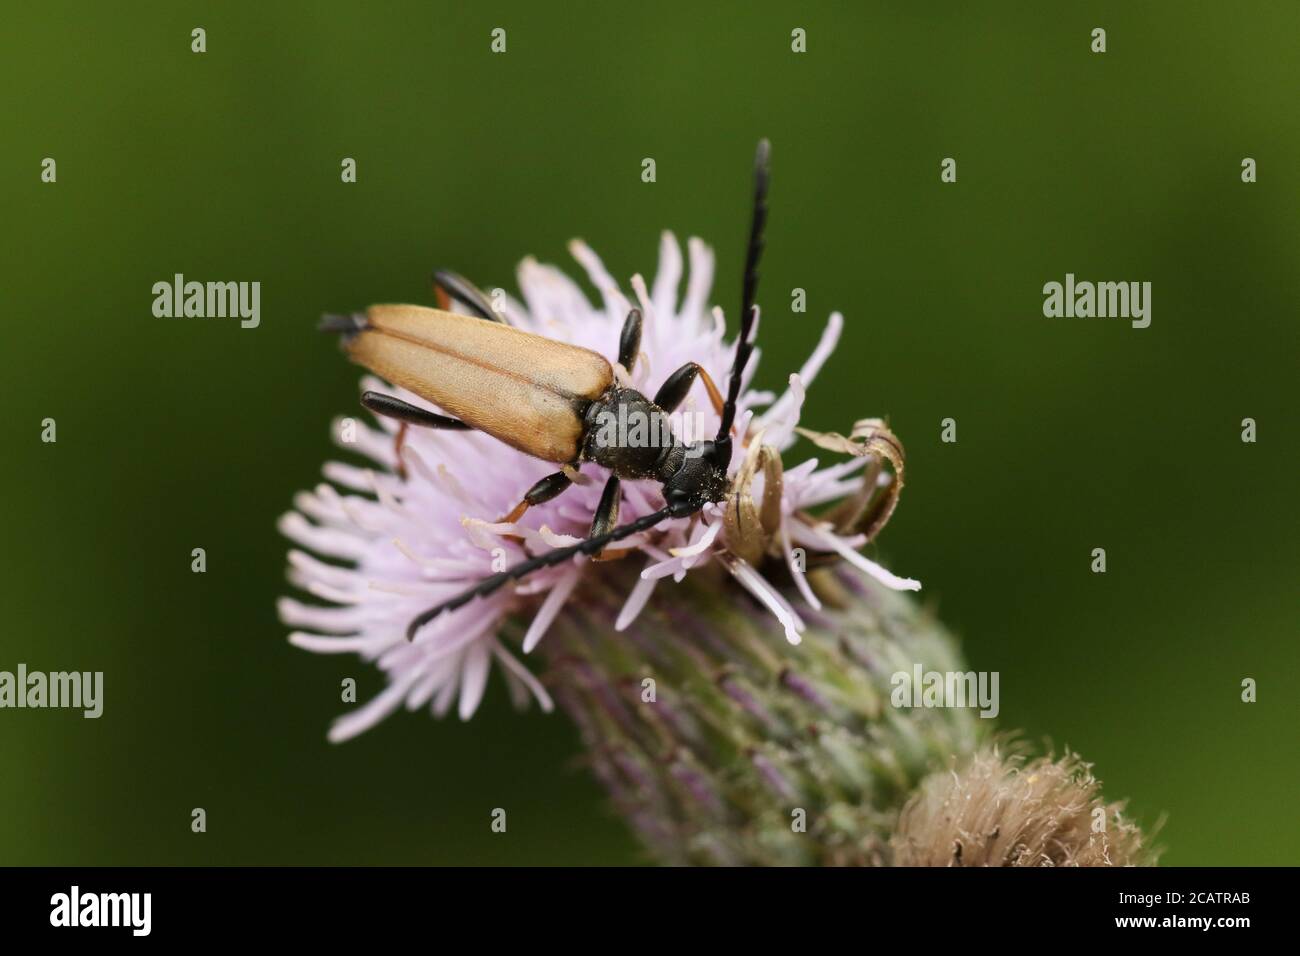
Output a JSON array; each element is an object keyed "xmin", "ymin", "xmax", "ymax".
[{"xmin": 324, "ymin": 140, "xmax": 771, "ymax": 641}]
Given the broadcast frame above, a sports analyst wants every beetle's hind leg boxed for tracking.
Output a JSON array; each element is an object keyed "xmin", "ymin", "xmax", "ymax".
[
  {"xmin": 433, "ymin": 269, "xmax": 507, "ymax": 323},
  {"xmin": 361, "ymin": 391, "xmax": 473, "ymax": 431},
  {"xmin": 360, "ymin": 390, "xmax": 472, "ymax": 478}
]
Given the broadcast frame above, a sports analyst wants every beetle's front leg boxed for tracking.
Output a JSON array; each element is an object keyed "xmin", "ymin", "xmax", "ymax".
[
  {"xmin": 361, "ymin": 390, "xmax": 473, "ymax": 477},
  {"xmin": 654, "ymin": 361, "xmax": 743, "ymax": 445},
  {"xmin": 653, "ymin": 362, "xmax": 726, "ymax": 416}
]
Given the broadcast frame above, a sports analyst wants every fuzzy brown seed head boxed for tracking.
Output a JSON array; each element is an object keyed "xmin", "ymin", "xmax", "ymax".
[{"xmin": 891, "ymin": 748, "xmax": 1159, "ymax": 867}]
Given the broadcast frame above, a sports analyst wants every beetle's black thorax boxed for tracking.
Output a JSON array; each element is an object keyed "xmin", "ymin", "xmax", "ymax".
[
  {"xmin": 580, "ymin": 386, "xmax": 731, "ymax": 510},
  {"xmin": 581, "ymin": 386, "xmax": 682, "ymax": 480}
]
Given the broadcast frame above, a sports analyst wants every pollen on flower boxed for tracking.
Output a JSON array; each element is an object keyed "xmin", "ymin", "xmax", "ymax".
[{"xmin": 279, "ymin": 232, "xmax": 918, "ymax": 740}]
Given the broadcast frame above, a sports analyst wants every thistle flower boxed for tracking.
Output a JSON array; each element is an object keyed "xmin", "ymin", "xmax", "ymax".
[
  {"xmin": 278, "ymin": 232, "xmax": 918, "ymax": 742},
  {"xmin": 279, "ymin": 229, "xmax": 1155, "ymax": 868}
]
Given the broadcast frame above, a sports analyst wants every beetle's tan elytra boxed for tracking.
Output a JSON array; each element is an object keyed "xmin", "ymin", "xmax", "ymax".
[{"xmin": 347, "ymin": 305, "xmax": 614, "ymax": 463}]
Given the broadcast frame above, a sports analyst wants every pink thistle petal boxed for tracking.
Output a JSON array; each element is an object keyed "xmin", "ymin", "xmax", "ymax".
[
  {"xmin": 458, "ymin": 641, "xmax": 492, "ymax": 720},
  {"xmin": 522, "ymin": 568, "xmax": 582, "ymax": 653},
  {"xmin": 615, "ymin": 567, "xmax": 659, "ymax": 632}
]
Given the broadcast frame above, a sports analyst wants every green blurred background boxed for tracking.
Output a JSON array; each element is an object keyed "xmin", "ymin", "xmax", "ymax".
[{"xmin": 2, "ymin": 2, "xmax": 1296, "ymax": 865}]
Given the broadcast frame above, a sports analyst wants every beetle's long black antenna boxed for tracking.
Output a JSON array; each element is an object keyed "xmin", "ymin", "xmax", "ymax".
[
  {"xmin": 715, "ymin": 139, "xmax": 771, "ymax": 453},
  {"xmin": 405, "ymin": 505, "xmax": 685, "ymax": 641}
]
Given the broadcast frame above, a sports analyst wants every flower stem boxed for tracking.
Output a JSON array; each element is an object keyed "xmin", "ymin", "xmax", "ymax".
[{"xmin": 542, "ymin": 563, "xmax": 985, "ymax": 865}]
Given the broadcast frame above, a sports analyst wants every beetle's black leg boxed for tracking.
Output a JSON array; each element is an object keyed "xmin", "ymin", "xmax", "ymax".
[
  {"xmin": 361, "ymin": 391, "xmax": 473, "ymax": 430},
  {"xmin": 653, "ymin": 362, "xmax": 727, "ymax": 417},
  {"xmin": 361, "ymin": 390, "xmax": 472, "ymax": 478},
  {"xmin": 500, "ymin": 469, "xmax": 574, "ymax": 524},
  {"xmin": 617, "ymin": 308, "xmax": 643, "ymax": 372},
  {"xmin": 590, "ymin": 475, "xmax": 621, "ymax": 537},
  {"xmin": 587, "ymin": 475, "xmax": 630, "ymax": 561},
  {"xmin": 406, "ymin": 503, "xmax": 691, "ymax": 639},
  {"xmin": 433, "ymin": 269, "xmax": 506, "ymax": 323}
]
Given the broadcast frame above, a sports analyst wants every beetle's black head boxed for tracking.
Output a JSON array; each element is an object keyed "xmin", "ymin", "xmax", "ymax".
[{"xmin": 662, "ymin": 440, "xmax": 731, "ymax": 512}]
